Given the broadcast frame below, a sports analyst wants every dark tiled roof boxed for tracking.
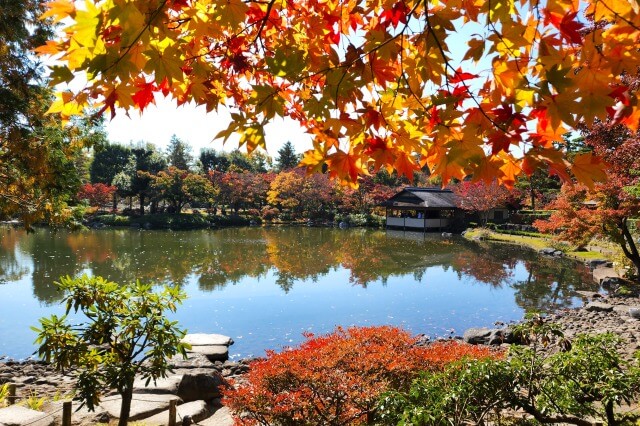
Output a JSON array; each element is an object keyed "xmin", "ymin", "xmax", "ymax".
[{"xmin": 380, "ymin": 187, "xmax": 458, "ymax": 208}]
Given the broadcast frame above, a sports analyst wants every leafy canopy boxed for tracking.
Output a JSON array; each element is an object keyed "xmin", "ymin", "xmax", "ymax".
[{"xmin": 39, "ymin": 0, "xmax": 639, "ymax": 186}]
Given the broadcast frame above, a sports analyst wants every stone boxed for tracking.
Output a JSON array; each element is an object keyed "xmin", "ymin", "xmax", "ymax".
[
  {"xmin": 462, "ymin": 327, "xmax": 492, "ymax": 345},
  {"xmin": 142, "ymin": 400, "xmax": 211, "ymax": 426},
  {"xmin": 584, "ymin": 302, "xmax": 614, "ymax": 313},
  {"xmin": 186, "ymin": 345, "xmax": 229, "ymax": 362},
  {"xmin": 99, "ymin": 393, "xmax": 182, "ymax": 421},
  {"xmin": 177, "ymin": 370, "xmax": 228, "ymax": 402},
  {"xmin": 199, "ymin": 406, "xmax": 234, "ymax": 426},
  {"xmin": 575, "ymin": 291, "xmax": 603, "ymax": 299},
  {"xmin": 133, "ymin": 375, "xmax": 183, "ymax": 395},
  {"xmin": 182, "ymin": 334, "xmax": 234, "ymax": 347},
  {"xmin": 629, "ymin": 307, "xmax": 640, "ymax": 320},
  {"xmin": 0, "ymin": 405, "xmax": 54, "ymax": 426},
  {"xmin": 601, "ymin": 276, "xmax": 622, "ymax": 288},
  {"xmin": 593, "ymin": 267, "xmax": 620, "ymax": 284},
  {"xmin": 585, "ymin": 259, "xmax": 611, "ymax": 269},
  {"xmin": 169, "ymin": 352, "xmax": 217, "ymax": 370},
  {"xmin": 48, "ymin": 401, "xmax": 110, "ymax": 425}
]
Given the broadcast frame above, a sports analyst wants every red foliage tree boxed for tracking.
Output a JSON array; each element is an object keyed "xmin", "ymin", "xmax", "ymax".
[
  {"xmin": 77, "ymin": 183, "xmax": 116, "ymax": 207},
  {"xmin": 454, "ymin": 180, "xmax": 510, "ymax": 226},
  {"xmin": 223, "ymin": 326, "xmax": 501, "ymax": 425}
]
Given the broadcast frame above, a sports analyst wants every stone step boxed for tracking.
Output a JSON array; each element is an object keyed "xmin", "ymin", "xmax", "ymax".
[
  {"xmin": 100, "ymin": 393, "xmax": 183, "ymax": 421},
  {"xmin": 0, "ymin": 405, "xmax": 54, "ymax": 426},
  {"xmin": 142, "ymin": 400, "xmax": 211, "ymax": 426},
  {"xmin": 133, "ymin": 375, "xmax": 183, "ymax": 395},
  {"xmin": 182, "ymin": 334, "xmax": 234, "ymax": 347}
]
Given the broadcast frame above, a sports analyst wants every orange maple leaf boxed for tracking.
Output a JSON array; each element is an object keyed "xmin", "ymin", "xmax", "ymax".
[{"xmin": 571, "ymin": 152, "xmax": 608, "ymax": 189}]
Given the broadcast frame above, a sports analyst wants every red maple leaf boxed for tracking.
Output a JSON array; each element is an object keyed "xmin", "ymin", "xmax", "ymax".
[
  {"xmin": 450, "ymin": 67, "xmax": 479, "ymax": 84},
  {"xmin": 380, "ymin": 2, "xmax": 409, "ymax": 29},
  {"xmin": 546, "ymin": 10, "xmax": 584, "ymax": 45},
  {"xmin": 132, "ymin": 81, "xmax": 157, "ymax": 111}
]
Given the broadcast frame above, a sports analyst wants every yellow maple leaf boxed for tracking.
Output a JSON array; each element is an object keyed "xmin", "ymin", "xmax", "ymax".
[
  {"xmin": 571, "ymin": 152, "xmax": 608, "ymax": 189},
  {"xmin": 41, "ymin": 0, "xmax": 75, "ymax": 23}
]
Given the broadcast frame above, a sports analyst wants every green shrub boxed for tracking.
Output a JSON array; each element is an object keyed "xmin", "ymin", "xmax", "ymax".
[
  {"xmin": 130, "ymin": 213, "xmax": 210, "ymax": 229},
  {"xmin": 210, "ymin": 214, "xmax": 251, "ymax": 227},
  {"xmin": 379, "ymin": 316, "xmax": 640, "ymax": 426},
  {"xmin": 94, "ymin": 214, "xmax": 131, "ymax": 226}
]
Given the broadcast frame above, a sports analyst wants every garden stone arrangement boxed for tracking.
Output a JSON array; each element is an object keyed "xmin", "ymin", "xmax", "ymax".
[{"xmin": 0, "ymin": 333, "xmax": 241, "ymax": 426}]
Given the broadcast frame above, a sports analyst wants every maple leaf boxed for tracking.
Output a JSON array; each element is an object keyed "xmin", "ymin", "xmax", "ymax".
[
  {"xmin": 571, "ymin": 152, "xmax": 608, "ymax": 189},
  {"xmin": 546, "ymin": 11, "xmax": 584, "ymax": 45},
  {"xmin": 132, "ymin": 81, "xmax": 157, "ymax": 111},
  {"xmin": 369, "ymin": 54, "xmax": 397, "ymax": 88},
  {"xmin": 41, "ymin": 0, "xmax": 75, "ymax": 23},
  {"xmin": 327, "ymin": 150, "xmax": 364, "ymax": 188},
  {"xmin": 450, "ymin": 67, "xmax": 479, "ymax": 84}
]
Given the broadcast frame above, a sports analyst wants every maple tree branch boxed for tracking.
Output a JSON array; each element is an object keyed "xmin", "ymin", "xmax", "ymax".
[
  {"xmin": 252, "ymin": 0, "xmax": 278, "ymax": 44},
  {"xmin": 103, "ymin": 0, "xmax": 169, "ymax": 75},
  {"xmin": 424, "ymin": 0, "xmax": 507, "ymax": 134},
  {"xmin": 597, "ymin": 1, "xmax": 640, "ymax": 32}
]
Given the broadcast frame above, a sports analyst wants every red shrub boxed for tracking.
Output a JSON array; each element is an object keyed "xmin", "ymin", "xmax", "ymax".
[
  {"xmin": 223, "ymin": 326, "xmax": 501, "ymax": 425},
  {"xmin": 77, "ymin": 183, "xmax": 116, "ymax": 207}
]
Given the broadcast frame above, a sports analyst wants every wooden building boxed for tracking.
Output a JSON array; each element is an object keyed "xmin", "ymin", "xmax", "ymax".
[{"xmin": 380, "ymin": 187, "xmax": 459, "ymax": 231}]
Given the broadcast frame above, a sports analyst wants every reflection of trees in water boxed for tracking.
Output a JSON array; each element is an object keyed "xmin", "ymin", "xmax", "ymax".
[
  {"xmin": 6, "ymin": 228, "xmax": 598, "ymax": 309},
  {"xmin": 458, "ymin": 241, "xmax": 597, "ymax": 312},
  {"xmin": 511, "ymin": 255, "xmax": 596, "ymax": 312},
  {"xmin": 0, "ymin": 228, "xmax": 30, "ymax": 283}
]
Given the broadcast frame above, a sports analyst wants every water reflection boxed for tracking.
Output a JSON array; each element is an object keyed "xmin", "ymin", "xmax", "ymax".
[{"xmin": 0, "ymin": 226, "xmax": 596, "ymax": 311}]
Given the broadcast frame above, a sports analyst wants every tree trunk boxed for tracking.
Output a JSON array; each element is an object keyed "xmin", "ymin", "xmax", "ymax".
[
  {"xmin": 619, "ymin": 218, "xmax": 640, "ymax": 279},
  {"xmin": 112, "ymin": 193, "xmax": 118, "ymax": 212},
  {"xmin": 139, "ymin": 193, "xmax": 145, "ymax": 215},
  {"xmin": 118, "ymin": 386, "xmax": 133, "ymax": 426}
]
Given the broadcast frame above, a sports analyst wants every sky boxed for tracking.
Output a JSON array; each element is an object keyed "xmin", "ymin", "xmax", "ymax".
[{"xmin": 104, "ymin": 96, "xmax": 312, "ymax": 156}]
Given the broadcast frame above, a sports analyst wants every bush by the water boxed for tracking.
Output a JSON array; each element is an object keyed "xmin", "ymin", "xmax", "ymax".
[
  {"xmin": 334, "ymin": 213, "xmax": 386, "ymax": 228},
  {"xmin": 223, "ymin": 326, "xmax": 500, "ymax": 425},
  {"xmin": 379, "ymin": 317, "xmax": 640, "ymax": 426}
]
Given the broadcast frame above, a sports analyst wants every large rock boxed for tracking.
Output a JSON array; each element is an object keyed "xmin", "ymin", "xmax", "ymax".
[
  {"xmin": 463, "ymin": 328, "xmax": 492, "ymax": 344},
  {"xmin": 99, "ymin": 393, "xmax": 182, "ymax": 421},
  {"xmin": 585, "ymin": 259, "xmax": 611, "ymax": 269},
  {"xmin": 463, "ymin": 327, "xmax": 515, "ymax": 345},
  {"xmin": 142, "ymin": 400, "xmax": 211, "ymax": 426},
  {"xmin": 133, "ymin": 375, "xmax": 183, "ymax": 395},
  {"xmin": 0, "ymin": 405, "xmax": 54, "ymax": 426},
  {"xmin": 169, "ymin": 352, "xmax": 217, "ymax": 370},
  {"xmin": 182, "ymin": 334, "xmax": 234, "ymax": 347},
  {"xmin": 199, "ymin": 406, "xmax": 234, "ymax": 426},
  {"xmin": 187, "ymin": 345, "xmax": 229, "ymax": 361},
  {"xmin": 593, "ymin": 267, "xmax": 620, "ymax": 284},
  {"xmin": 177, "ymin": 370, "xmax": 229, "ymax": 402},
  {"xmin": 629, "ymin": 307, "xmax": 640, "ymax": 320},
  {"xmin": 585, "ymin": 302, "xmax": 614, "ymax": 312},
  {"xmin": 182, "ymin": 333, "xmax": 233, "ymax": 362}
]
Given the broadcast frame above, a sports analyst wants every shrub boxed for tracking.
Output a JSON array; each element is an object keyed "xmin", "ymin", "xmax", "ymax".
[
  {"xmin": 94, "ymin": 214, "xmax": 131, "ymax": 226},
  {"xmin": 261, "ymin": 206, "xmax": 280, "ymax": 221},
  {"xmin": 223, "ymin": 326, "xmax": 499, "ymax": 425},
  {"xmin": 32, "ymin": 275, "xmax": 189, "ymax": 426},
  {"xmin": 380, "ymin": 316, "xmax": 640, "ymax": 426},
  {"xmin": 211, "ymin": 214, "xmax": 251, "ymax": 227}
]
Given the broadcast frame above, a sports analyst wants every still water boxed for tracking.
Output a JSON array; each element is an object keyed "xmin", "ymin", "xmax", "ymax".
[{"xmin": 0, "ymin": 226, "xmax": 596, "ymax": 359}]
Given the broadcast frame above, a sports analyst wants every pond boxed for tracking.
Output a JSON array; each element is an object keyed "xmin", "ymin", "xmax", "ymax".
[{"xmin": 0, "ymin": 226, "xmax": 597, "ymax": 360}]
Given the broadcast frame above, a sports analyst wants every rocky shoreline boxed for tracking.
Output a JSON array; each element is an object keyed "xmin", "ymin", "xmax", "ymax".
[{"xmin": 1, "ymin": 259, "xmax": 637, "ymax": 425}]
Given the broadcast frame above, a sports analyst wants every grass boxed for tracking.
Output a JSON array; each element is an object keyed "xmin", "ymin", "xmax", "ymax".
[{"xmin": 464, "ymin": 228, "xmax": 611, "ymax": 262}]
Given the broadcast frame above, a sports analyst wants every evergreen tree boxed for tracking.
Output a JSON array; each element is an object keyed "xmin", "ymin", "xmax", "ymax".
[
  {"xmin": 275, "ymin": 141, "xmax": 300, "ymax": 171},
  {"xmin": 166, "ymin": 135, "xmax": 193, "ymax": 170},
  {"xmin": 199, "ymin": 149, "xmax": 230, "ymax": 173}
]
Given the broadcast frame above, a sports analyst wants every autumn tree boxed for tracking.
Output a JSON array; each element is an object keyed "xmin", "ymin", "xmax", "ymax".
[
  {"xmin": 130, "ymin": 144, "xmax": 167, "ymax": 214},
  {"xmin": 145, "ymin": 167, "xmax": 216, "ymax": 213},
  {"xmin": 77, "ymin": 183, "xmax": 116, "ymax": 208},
  {"xmin": 455, "ymin": 180, "xmax": 510, "ymax": 226},
  {"xmin": 39, "ymin": 0, "xmax": 638, "ymax": 190},
  {"xmin": 535, "ymin": 112, "xmax": 640, "ymax": 276},
  {"xmin": 0, "ymin": 0, "xmax": 92, "ymax": 226}
]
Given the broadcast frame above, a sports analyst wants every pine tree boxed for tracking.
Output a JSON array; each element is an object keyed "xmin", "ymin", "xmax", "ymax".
[
  {"xmin": 166, "ymin": 135, "xmax": 193, "ymax": 171},
  {"xmin": 275, "ymin": 141, "xmax": 300, "ymax": 172}
]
